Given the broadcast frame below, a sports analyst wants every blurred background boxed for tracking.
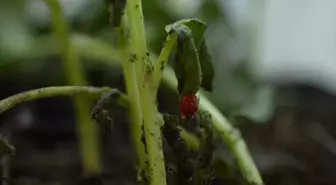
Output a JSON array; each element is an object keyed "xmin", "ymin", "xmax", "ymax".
[{"xmin": 1, "ymin": 0, "xmax": 336, "ymax": 184}]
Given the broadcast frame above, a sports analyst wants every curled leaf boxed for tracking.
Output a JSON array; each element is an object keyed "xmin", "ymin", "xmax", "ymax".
[
  {"xmin": 170, "ymin": 25, "xmax": 202, "ymax": 95},
  {"xmin": 165, "ymin": 19, "xmax": 214, "ymax": 93},
  {"xmin": 165, "ymin": 18, "xmax": 207, "ymax": 49}
]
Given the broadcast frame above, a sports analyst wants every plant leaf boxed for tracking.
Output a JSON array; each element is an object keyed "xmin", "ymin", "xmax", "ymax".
[
  {"xmin": 198, "ymin": 39, "xmax": 214, "ymax": 91},
  {"xmin": 165, "ymin": 18, "xmax": 207, "ymax": 49},
  {"xmin": 165, "ymin": 19, "xmax": 214, "ymax": 92},
  {"xmin": 169, "ymin": 25, "xmax": 202, "ymax": 95}
]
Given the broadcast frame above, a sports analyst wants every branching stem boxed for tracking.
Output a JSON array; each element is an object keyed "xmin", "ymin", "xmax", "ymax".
[
  {"xmin": 152, "ymin": 32, "xmax": 178, "ymax": 96},
  {"xmin": 116, "ymin": 17, "xmax": 147, "ymax": 171},
  {"xmin": 126, "ymin": 0, "xmax": 167, "ymax": 184}
]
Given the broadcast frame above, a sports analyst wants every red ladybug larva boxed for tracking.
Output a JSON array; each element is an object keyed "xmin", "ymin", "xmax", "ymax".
[{"xmin": 180, "ymin": 94, "xmax": 199, "ymax": 118}]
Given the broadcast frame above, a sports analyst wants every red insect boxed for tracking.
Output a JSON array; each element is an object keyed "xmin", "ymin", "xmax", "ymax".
[{"xmin": 180, "ymin": 94, "xmax": 199, "ymax": 118}]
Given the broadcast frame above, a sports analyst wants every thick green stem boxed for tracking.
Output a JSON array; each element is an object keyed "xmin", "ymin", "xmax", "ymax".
[
  {"xmin": 126, "ymin": 0, "xmax": 167, "ymax": 184},
  {"xmin": 140, "ymin": 87, "xmax": 166, "ymax": 184},
  {"xmin": 116, "ymin": 18, "xmax": 147, "ymax": 171},
  {"xmin": 44, "ymin": 0, "xmax": 102, "ymax": 176},
  {"xmin": 125, "ymin": 0, "xmax": 148, "ymax": 82}
]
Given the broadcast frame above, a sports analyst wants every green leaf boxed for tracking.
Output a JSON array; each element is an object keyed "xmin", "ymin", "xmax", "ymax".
[
  {"xmin": 170, "ymin": 25, "xmax": 202, "ymax": 95},
  {"xmin": 165, "ymin": 18, "xmax": 207, "ymax": 49},
  {"xmin": 198, "ymin": 39, "xmax": 214, "ymax": 91},
  {"xmin": 165, "ymin": 18, "xmax": 214, "ymax": 92},
  {"xmin": 0, "ymin": 135, "xmax": 15, "ymax": 159}
]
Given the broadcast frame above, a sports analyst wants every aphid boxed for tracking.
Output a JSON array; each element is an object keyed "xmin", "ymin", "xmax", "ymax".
[{"xmin": 180, "ymin": 94, "xmax": 199, "ymax": 119}]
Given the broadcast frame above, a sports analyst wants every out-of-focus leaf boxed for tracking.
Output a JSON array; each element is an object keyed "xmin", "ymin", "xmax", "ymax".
[
  {"xmin": 199, "ymin": 0, "xmax": 222, "ymax": 22},
  {"xmin": 233, "ymin": 86, "xmax": 276, "ymax": 124}
]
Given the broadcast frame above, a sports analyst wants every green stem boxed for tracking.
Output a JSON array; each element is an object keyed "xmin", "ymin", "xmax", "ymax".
[
  {"xmin": 126, "ymin": 0, "xmax": 167, "ymax": 184},
  {"xmin": 0, "ymin": 86, "xmax": 197, "ymax": 153},
  {"xmin": 152, "ymin": 32, "xmax": 178, "ymax": 95},
  {"xmin": 140, "ymin": 87, "xmax": 166, "ymax": 185},
  {"xmin": 44, "ymin": 0, "xmax": 102, "ymax": 176},
  {"xmin": 125, "ymin": 0, "xmax": 149, "ymax": 83},
  {"xmin": 116, "ymin": 18, "xmax": 147, "ymax": 171},
  {"xmin": 204, "ymin": 97, "xmax": 263, "ymax": 184},
  {"xmin": 0, "ymin": 86, "xmax": 112, "ymax": 114}
]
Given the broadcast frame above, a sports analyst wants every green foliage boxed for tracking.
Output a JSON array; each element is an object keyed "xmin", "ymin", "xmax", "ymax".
[
  {"xmin": 170, "ymin": 25, "xmax": 202, "ymax": 95},
  {"xmin": 198, "ymin": 39, "xmax": 214, "ymax": 91},
  {"xmin": 165, "ymin": 19, "xmax": 207, "ymax": 49},
  {"xmin": 166, "ymin": 19, "xmax": 214, "ymax": 94}
]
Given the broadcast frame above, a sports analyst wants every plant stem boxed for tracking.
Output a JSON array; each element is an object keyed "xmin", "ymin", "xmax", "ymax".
[
  {"xmin": 44, "ymin": 0, "xmax": 102, "ymax": 176},
  {"xmin": 152, "ymin": 32, "xmax": 178, "ymax": 95},
  {"xmin": 116, "ymin": 18, "xmax": 147, "ymax": 171},
  {"xmin": 0, "ymin": 86, "xmax": 114, "ymax": 114},
  {"xmin": 125, "ymin": 0, "xmax": 148, "ymax": 82},
  {"xmin": 126, "ymin": 0, "xmax": 167, "ymax": 184},
  {"xmin": 140, "ymin": 87, "xmax": 166, "ymax": 185},
  {"xmin": 202, "ymin": 96, "xmax": 263, "ymax": 184},
  {"xmin": 0, "ymin": 86, "xmax": 198, "ymax": 152}
]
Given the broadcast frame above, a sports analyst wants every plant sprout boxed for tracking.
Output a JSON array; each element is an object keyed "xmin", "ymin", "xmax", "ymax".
[{"xmin": 0, "ymin": 0, "xmax": 264, "ymax": 185}]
